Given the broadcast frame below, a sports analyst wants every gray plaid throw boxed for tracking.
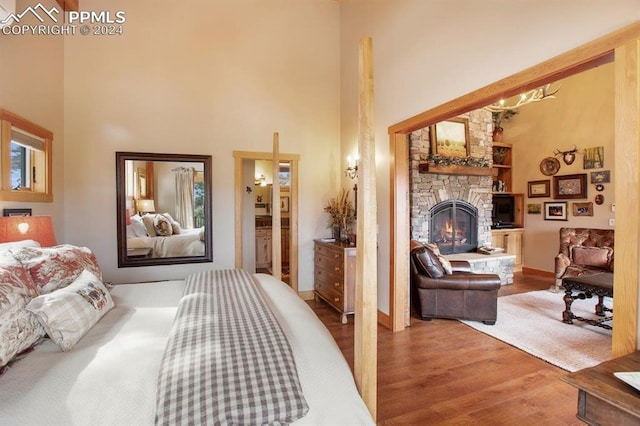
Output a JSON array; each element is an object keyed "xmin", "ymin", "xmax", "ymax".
[{"xmin": 155, "ymin": 269, "xmax": 309, "ymax": 425}]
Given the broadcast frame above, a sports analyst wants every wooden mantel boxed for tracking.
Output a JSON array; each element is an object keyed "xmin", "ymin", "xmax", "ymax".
[{"xmin": 418, "ymin": 162, "xmax": 493, "ymax": 176}]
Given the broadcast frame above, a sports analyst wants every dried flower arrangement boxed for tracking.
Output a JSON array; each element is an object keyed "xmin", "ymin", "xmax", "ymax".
[{"xmin": 324, "ymin": 188, "xmax": 355, "ymax": 238}]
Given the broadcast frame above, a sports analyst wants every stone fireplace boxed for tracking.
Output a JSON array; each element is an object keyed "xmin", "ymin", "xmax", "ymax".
[{"xmin": 409, "ymin": 109, "xmax": 494, "ymax": 250}]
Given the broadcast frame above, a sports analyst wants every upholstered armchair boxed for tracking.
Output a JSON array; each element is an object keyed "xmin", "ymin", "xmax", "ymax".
[
  {"xmin": 554, "ymin": 227, "xmax": 614, "ymax": 291},
  {"xmin": 410, "ymin": 240, "xmax": 501, "ymax": 325}
]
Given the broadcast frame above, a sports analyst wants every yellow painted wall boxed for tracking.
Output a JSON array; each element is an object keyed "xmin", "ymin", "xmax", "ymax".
[{"xmin": 507, "ymin": 63, "xmax": 615, "ymax": 273}]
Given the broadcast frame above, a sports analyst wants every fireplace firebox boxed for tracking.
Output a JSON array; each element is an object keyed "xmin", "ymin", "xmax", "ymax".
[{"xmin": 429, "ymin": 200, "xmax": 478, "ymax": 254}]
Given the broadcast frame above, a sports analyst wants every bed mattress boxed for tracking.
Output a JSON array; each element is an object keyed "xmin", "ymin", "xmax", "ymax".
[{"xmin": 0, "ymin": 273, "xmax": 373, "ymax": 425}]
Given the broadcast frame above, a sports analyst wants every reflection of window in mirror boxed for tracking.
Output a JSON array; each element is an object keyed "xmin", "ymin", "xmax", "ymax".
[{"xmin": 0, "ymin": 109, "xmax": 53, "ymax": 202}]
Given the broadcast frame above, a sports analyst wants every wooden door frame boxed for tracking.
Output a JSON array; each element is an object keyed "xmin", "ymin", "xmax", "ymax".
[
  {"xmin": 388, "ymin": 22, "xmax": 640, "ymax": 357},
  {"xmin": 233, "ymin": 151, "xmax": 300, "ymax": 293}
]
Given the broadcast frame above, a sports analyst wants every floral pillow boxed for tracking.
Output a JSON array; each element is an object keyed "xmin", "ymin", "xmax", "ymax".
[
  {"xmin": 0, "ymin": 252, "xmax": 45, "ymax": 369},
  {"xmin": 10, "ymin": 245, "xmax": 103, "ymax": 295},
  {"xmin": 425, "ymin": 243, "xmax": 453, "ymax": 275},
  {"xmin": 154, "ymin": 214, "xmax": 173, "ymax": 236},
  {"xmin": 26, "ymin": 269, "xmax": 114, "ymax": 351}
]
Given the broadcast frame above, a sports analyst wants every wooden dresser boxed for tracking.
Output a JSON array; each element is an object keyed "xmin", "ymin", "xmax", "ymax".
[{"xmin": 313, "ymin": 239, "xmax": 356, "ymax": 324}]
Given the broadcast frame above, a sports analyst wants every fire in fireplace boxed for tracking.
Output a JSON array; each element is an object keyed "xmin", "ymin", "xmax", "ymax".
[{"xmin": 429, "ymin": 200, "xmax": 478, "ymax": 254}]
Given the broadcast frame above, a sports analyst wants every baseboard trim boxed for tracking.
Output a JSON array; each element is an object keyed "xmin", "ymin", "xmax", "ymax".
[
  {"xmin": 521, "ymin": 267, "xmax": 554, "ymax": 277},
  {"xmin": 378, "ymin": 310, "xmax": 391, "ymax": 329},
  {"xmin": 299, "ymin": 290, "xmax": 315, "ymax": 301}
]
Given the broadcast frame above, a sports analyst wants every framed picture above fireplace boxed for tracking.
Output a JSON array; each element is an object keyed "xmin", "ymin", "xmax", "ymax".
[{"xmin": 430, "ymin": 117, "xmax": 470, "ymax": 158}]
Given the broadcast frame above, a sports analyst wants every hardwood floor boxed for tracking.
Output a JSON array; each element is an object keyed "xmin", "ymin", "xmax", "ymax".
[{"xmin": 308, "ymin": 272, "xmax": 584, "ymax": 425}]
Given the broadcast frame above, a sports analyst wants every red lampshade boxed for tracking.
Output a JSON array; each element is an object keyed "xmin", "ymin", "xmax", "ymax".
[{"xmin": 0, "ymin": 215, "xmax": 57, "ymax": 247}]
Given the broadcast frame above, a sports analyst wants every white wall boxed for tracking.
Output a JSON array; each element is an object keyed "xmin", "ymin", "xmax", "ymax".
[
  {"xmin": 0, "ymin": 0, "xmax": 64, "ymax": 236},
  {"xmin": 339, "ymin": 0, "xmax": 640, "ymax": 314},
  {"xmin": 63, "ymin": 0, "xmax": 341, "ymax": 286}
]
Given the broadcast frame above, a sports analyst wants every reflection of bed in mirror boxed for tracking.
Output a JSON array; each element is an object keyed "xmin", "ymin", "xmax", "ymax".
[
  {"xmin": 116, "ymin": 152, "xmax": 213, "ymax": 268},
  {"xmin": 126, "ymin": 213, "xmax": 205, "ymax": 257}
]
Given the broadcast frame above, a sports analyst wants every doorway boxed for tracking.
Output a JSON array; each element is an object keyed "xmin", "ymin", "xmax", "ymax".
[
  {"xmin": 387, "ymin": 24, "xmax": 639, "ymax": 358},
  {"xmin": 233, "ymin": 151, "xmax": 300, "ymax": 293}
]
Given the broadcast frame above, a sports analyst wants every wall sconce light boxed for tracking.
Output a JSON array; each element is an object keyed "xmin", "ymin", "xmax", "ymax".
[
  {"xmin": 136, "ymin": 199, "xmax": 156, "ymax": 215},
  {"xmin": 345, "ymin": 154, "xmax": 359, "ymax": 180},
  {"xmin": 0, "ymin": 215, "xmax": 57, "ymax": 247}
]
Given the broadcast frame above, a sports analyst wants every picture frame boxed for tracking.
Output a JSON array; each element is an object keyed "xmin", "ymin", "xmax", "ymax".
[
  {"xmin": 430, "ymin": 117, "xmax": 470, "ymax": 158},
  {"xmin": 527, "ymin": 180, "xmax": 551, "ymax": 198},
  {"xmin": 280, "ymin": 195, "xmax": 290, "ymax": 213},
  {"xmin": 583, "ymin": 146, "xmax": 604, "ymax": 169},
  {"xmin": 544, "ymin": 202, "xmax": 568, "ymax": 221},
  {"xmin": 572, "ymin": 202, "xmax": 594, "ymax": 217},
  {"xmin": 553, "ymin": 173, "xmax": 587, "ymax": 199},
  {"xmin": 590, "ymin": 170, "xmax": 610, "ymax": 184},
  {"xmin": 527, "ymin": 203, "xmax": 542, "ymax": 214},
  {"xmin": 137, "ymin": 168, "xmax": 147, "ymax": 198},
  {"xmin": 2, "ymin": 208, "xmax": 32, "ymax": 217}
]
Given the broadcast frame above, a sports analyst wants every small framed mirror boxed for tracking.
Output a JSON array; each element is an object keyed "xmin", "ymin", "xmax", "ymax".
[{"xmin": 116, "ymin": 152, "xmax": 213, "ymax": 267}]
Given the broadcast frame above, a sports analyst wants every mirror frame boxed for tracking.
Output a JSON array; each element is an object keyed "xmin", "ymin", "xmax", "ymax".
[{"xmin": 115, "ymin": 151, "xmax": 213, "ymax": 267}]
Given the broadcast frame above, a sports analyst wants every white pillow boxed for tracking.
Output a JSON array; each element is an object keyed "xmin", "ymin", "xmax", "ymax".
[
  {"xmin": 25, "ymin": 270, "xmax": 114, "ymax": 351},
  {"xmin": 129, "ymin": 215, "xmax": 148, "ymax": 237}
]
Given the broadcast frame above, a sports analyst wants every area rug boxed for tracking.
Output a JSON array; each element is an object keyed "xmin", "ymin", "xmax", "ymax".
[{"xmin": 461, "ymin": 290, "xmax": 612, "ymax": 372}]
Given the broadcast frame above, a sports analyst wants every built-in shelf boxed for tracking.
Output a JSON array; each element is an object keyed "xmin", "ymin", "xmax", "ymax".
[{"xmin": 418, "ymin": 163, "xmax": 493, "ymax": 176}]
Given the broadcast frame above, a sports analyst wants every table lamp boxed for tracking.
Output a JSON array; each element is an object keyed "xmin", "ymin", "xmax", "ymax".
[{"xmin": 0, "ymin": 215, "xmax": 57, "ymax": 247}]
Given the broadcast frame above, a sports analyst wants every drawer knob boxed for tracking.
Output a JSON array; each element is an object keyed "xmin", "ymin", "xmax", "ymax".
[
  {"xmin": 334, "ymin": 297, "xmax": 340, "ymax": 303},
  {"xmin": 334, "ymin": 266, "xmax": 340, "ymax": 272},
  {"xmin": 334, "ymin": 282, "xmax": 340, "ymax": 288},
  {"xmin": 334, "ymin": 253, "xmax": 340, "ymax": 258}
]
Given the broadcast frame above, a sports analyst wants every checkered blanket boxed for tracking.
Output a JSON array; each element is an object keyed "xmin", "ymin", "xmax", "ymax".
[{"xmin": 155, "ymin": 269, "xmax": 309, "ymax": 425}]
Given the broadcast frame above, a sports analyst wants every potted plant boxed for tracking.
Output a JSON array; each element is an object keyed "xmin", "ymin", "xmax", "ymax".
[
  {"xmin": 491, "ymin": 109, "xmax": 518, "ymax": 142},
  {"xmin": 324, "ymin": 188, "xmax": 355, "ymax": 241}
]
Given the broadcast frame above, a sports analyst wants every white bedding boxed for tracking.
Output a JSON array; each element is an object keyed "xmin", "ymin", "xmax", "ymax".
[
  {"xmin": 0, "ymin": 273, "xmax": 373, "ymax": 425},
  {"xmin": 127, "ymin": 227, "xmax": 204, "ymax": 257}
]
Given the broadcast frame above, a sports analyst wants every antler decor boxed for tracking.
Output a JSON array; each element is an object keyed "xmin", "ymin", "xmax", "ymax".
[
  {"xmin": 554, "ymin": 145, "xmax": 579, "ymax": 165},
  {"xmin": 485, "ymin": 83, "xmax": 561, "ymax": 112}
]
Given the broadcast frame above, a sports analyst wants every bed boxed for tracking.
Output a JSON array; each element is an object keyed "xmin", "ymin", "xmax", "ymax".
[
  {"xmin": 0, "ymin": 243, "xmax": 373, "ymax": 425},
  {"xmin": 127, "ymin": 227, "xmax": 205, "ymax": 258}
]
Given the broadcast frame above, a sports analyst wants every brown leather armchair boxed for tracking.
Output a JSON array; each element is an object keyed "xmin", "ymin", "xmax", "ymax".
[{"xmin": 410, "ymin": 240, "xmax": 501, "ymax": 325}]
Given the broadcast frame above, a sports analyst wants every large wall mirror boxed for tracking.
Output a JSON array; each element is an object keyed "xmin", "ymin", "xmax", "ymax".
[{"xmin": 115, "ymin": 152, "xmax": 213, "ymax": 267}]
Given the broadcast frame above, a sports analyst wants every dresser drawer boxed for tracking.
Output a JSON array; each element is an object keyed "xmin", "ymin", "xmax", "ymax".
[
  {"xmin": 314, "ymin": 253, "xmax": 344, "ymax": 276},
  {"xmin": 314, "ymin": 269, "xmax": 345, "ymax": 294},
  {"xmin": 314, "ymin": 282, "xmax": 344, "ymax": 311},
  {"xmin": 315, "ymin": 244, "xmax": 342, "ymax": 261}
]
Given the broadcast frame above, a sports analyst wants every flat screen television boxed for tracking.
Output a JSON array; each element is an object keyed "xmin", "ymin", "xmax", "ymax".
[{"xmin": 491, "ymin": 194, "xmax": 515, "ymax": 228}]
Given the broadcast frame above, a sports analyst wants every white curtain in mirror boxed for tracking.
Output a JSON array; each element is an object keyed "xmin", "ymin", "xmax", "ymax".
[{"xmin": 174, "ymin": 167, "xmax": 195, "ymax": 229}]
